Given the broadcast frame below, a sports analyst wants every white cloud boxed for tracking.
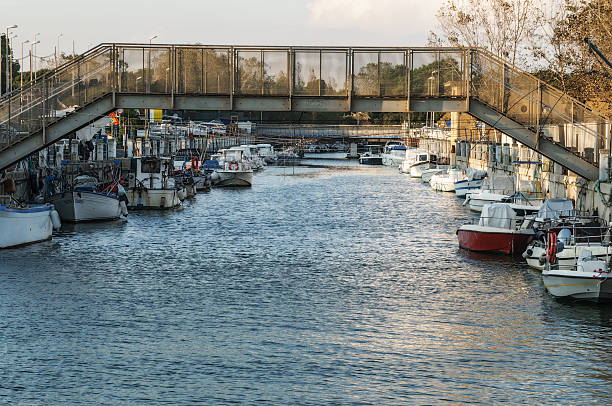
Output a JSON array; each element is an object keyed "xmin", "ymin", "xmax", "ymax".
[{"xmin": 306, "ymin": 0, "xmax": 441, "ymax": 32}]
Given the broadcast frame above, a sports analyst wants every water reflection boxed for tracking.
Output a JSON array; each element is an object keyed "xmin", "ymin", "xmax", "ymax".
[{"xmin": 1, "ymin": 154, "xmax": 612, "ymax": 404}]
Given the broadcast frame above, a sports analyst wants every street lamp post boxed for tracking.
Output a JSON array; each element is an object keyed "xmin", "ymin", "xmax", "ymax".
[
  {"xmin": 21, "ymin": 39, "xmax": 29, "ymax": 88},
  {"xmin": 8, "ymin": 33, "xmax": 18, "ymax": 93},
  {"xmin": 56, "ymin": 33, "xmax": 63, "ymax": 69},
  {"xmin": 33, "ymin": 32, "xmax": 40, "ymax": 81},
  {"xmin": 30, "ymin": 40, "xmax": 40, "ymax": 83},
  {"xmin": 3, "ymin": 24, "xmax": 18, "ymax": 95},
  {"xmin": 136, "ymin": 76, "xmax": 142, "ymax": 92}
]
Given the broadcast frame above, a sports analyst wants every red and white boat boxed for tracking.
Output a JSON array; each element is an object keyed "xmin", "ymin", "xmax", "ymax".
[{"xmin": 457, "ymin": 203, "xmax": 535, "ymax": 255}]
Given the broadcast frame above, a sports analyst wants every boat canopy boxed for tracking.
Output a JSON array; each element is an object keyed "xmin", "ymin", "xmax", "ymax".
[
  {"xmin": 391, "ymin": 145, "xmax": 406, "ymax": 150},
  {"xmin": 537, "ymin": 198, "xmax": 575, "ymax": 220},
  {"xmin": 479, "ymin": 203, "xmax": 516, "ymax": 229}
]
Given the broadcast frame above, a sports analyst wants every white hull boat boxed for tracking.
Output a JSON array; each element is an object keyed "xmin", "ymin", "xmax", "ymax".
[
  {"xmin": 524, "ymin": 243, "xmax": 612, "ymax": 271},
  {"xmin": 213, "ymin": 149, "xmax": 253, "ymax": 187},
  {"xmin": 466, "ymin": 192, "xmax": 509, "ymax": 212},
  {"xmin": 0, "ymin": 204, "xmax": 61, "ymax": 248},
  {"xmin": 430, "ymin": 169, "xmax": 464, "ymax": 192},
  {"xmin": 454, "ymin": 179, "xmax": 484, "ymax": 197},
  {"xmin": 126, "ymin": 188, "xmax": 181, "ymax": 209},
  {"xmin": 542, "ymin": 253, "xmax": 612, "ymax": 302},
  {"xmin": 51, "ymin": 190, "xmax": 124, "ymax": 222},
  {"xmin": 421, "ymin": 168, "xmax": 445, "ymax": 183},
  {"xmin": 215, "ymin": 170, "xmax": 253, "ymax": 187}
]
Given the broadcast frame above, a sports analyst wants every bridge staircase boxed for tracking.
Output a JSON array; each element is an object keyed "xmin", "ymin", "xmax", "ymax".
[{"xmin": 0, "ymin": 44, "xmax": 608, "ymax": 180}]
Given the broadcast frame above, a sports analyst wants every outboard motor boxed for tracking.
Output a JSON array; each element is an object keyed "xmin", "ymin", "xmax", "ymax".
[{"xmin": 558, "ymin": 228, "xmax": 571, "ymax": 247}]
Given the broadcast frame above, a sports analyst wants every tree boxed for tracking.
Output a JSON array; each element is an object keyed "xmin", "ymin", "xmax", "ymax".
[
  {"xmin": 433, "ymin": 0, "xmax": 540, "ymax": 66},
  {"xmin": 0, "ymin": 34, "xmax": 20, "ymax": 94}
]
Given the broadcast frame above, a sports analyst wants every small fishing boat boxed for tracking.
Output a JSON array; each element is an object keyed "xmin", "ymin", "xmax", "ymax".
[
  {"xmin": 50, "ymin": 175, "xmax": 127, "ymax": 222},
  {"xmin": 213, "ymin": 149, "xmax": 253, "ymax": 187},
  {"xmin": 457, "ymin": 202, "xmax": 535, "ymax": 255},
  {"xmin": 359, "ymin": 145, "xmax": 384, "ymax": 165},
  {"xmin": 125, "ymin": 156, "xmax": 182, "ymax": 209},
  {"xmin": 0, "ymin": 201, "xmax": 61, "ymax": 248}
]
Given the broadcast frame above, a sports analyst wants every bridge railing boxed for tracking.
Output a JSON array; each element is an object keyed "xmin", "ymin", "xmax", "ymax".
[
  {"xmin": 470, "ymin": 49, "xmax": 609, "ymax": 165},
  {"xmin": 0, "ymin": 45, "xmax": 114, "ymax": 150},
  {"xmin": 1, "ymin": 43, "xmax": 608, "ymax": 170}
]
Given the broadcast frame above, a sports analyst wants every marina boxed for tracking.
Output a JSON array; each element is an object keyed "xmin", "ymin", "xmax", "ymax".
[{"xmin": 2, "ymin": 0, "xmax": 612, "ymax": 403}]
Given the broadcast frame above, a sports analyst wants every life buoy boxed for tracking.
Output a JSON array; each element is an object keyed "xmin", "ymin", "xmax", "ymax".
[
  {"xmin": 228, "ymin": 161, "xmax": 239, "ymax": 171},
  {"xmin": 547, "ymin": 232, "xmax": 557, "ymax": 263},
  {"xmin": 191, "ymin": 157, "xmax": 199, "ymax": 171}
]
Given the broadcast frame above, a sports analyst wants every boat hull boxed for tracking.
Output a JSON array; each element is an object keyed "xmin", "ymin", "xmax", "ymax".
[
  {"xmin": 51, "ymin": 191, "xmax": 121, "ymax": 222},
  {"xmin": 0, "ymin": 205, "xmax": 53, "ymax": 248},
  {"xmin": 126, "ymin": 188, "xmax": 181, "ymax": 209},
  {"xmin": 214, "ymin": 170, "xmax": 253, "ymax": 187},
  {"xmin": 542, "ymin": 273, "xmax": 612, "ymax": 302},
  {"xmin": 455, "ymin": 179, "xmax": 484, "ymax": 197},
  {"xmin": 457, "ymin": 226, "xmax": 533, "ymax": 255},
  {"xmin": 359, "ymin": 157, "xmax": 383, "ymax": 165}
]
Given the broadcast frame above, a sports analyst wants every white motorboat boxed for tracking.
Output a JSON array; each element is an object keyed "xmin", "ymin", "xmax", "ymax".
[
  {"xmin": 214, "ymin": 149, "xmax": 253, "ymax": 187},
  {"xmin": 399, "ymin": 149, "xmax": 437, "ymax": 177},
  {"xmin": 430, "ymin": 169, "xmax": 464, "ymax": 192},
  {"xmin": 126, "ymin": 156, "xmax": 182, "ymax": 209},
  {"xmin": 359, "ymin": 145, "xmax": 384, "ymax": 165},
  {"xmin": 50, "ymin": 175, "xmax": 126, "ymax": 222},
  {"xmin": 454, "ymin": 168, "xmax": 487, "ymax": 197},
  {"xmin": 381, "ymin": 141, "xmax": 406, "ymax": 167},
  {"xmin": 465, "ymin": 191, "xmax": 509, "ymax": 212},
  {"xmin": 542, "ymin": 249, "xmax": 612, "ymax": 302},
  {"xmin": 523, "ymin": 199, "xmax": 612, "ymax": 270},
  {"xmin": 421, "ymin": 167, "xmax": 448, "ymax": 183},
  {"xmin": 0, "ymin": 203, "xmax": 61, "ymax": 248},
  {"xmin": 257, "ymin": 144, "xmax": 276, "ymax": 164}
]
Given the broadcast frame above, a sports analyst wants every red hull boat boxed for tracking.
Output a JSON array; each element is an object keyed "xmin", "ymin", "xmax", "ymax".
[{"xmin": 457, "ymin": 225, "xmax": 534, "ymax": 255}]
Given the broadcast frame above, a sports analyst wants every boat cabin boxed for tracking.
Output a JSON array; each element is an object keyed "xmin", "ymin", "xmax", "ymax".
[{"xmin": 129, "ymin": 156, "xmax": 175, "ymax": 189}]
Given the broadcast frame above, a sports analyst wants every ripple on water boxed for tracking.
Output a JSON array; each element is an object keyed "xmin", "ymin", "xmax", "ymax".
[{"xmin": 1, "ymin": 160, "xmax": 612, "ymax": 405}]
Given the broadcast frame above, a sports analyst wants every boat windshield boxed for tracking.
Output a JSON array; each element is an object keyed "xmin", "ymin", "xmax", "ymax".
[
  {"xmin": 141, "ymin": 157, "xmax": 161, "ymax": 174},
  {"xmin": 224, "ymin": 150, "xmax": 242, "ymax": 161}
]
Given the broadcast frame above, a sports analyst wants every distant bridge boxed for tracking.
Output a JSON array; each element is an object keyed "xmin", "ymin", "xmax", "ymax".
[{"xmin": 0, "ymin": 43, "xmax": 609, "ymax": 179}]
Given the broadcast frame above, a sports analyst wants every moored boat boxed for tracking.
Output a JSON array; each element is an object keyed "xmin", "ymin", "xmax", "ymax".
[
  {"xmin": 430, "ymin": 169, "xmax": 464, "ymax": 192},
  {"xmin": 126, "ymin": 156, "xmax": 182, "ymax": 209},
  {"xmin": 457, "ymin": 203, "xmax": 535, "ymax": 255},
  {"xmin": 0, "ymin": 203, "xmax": 61, "ymax": 248},
  {"xmin": 359, "ymin": 145, "xmax": 384, "ymax": 165},
  {"xmin": 214, "ymin": 149, "xmax": 253, "ymax": 187},
  {"xmin": 50, "ymin": 175, "xmax": 126, "ymax": 222},
  {"xmin": 542, "ymin": 248, "xmax": 612, "ymax": 302}
]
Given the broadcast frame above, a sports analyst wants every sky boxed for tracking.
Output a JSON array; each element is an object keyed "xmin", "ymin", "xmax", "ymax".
[{"xmin": 3, "ymin": 0, "xmax": 446, "ymax": 59}]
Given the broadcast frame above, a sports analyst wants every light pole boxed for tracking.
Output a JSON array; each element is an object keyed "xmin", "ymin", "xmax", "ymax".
[
  {"xmin": 55, "ymin": 33, "xmax": 63, "ymax": 69},
  {"xmin": 136, "ymin": 76, "xmax": 142, "ymax": 92},
  {"xmin": 21, "ymin": 39, "xmax": 29, "ymax": 88},
  {"xmin": 30, "ymin": 40, "xmax": 40, "ymax": 83},
  {"xmin": 3, "ymin": 24, "xmax": 17, "ymax": 95},
  {"xmin": 33, "ymin": 32, "xmax": 40, "ymax": 81},
  {"xmin": 147, "ymin": 35, "xmax": 157, "ymax": 93},
  {"xmin": 8, "ymin": 33, "xmax": 17, "ymax": 93}
]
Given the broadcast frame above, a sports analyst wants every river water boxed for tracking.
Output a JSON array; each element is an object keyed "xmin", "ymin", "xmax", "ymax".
[{"xmin": 1, "ymin": 154, "xmax": 612, "ymax": 405}]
